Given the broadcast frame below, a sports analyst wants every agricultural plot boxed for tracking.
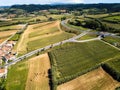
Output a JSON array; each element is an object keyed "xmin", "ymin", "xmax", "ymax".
[
  {"xmin": 0, "ymin": 25, "xmax": 23, "ymax": 31},
  {"xmin": 0, "ymin": 36, "xmax": 10, "ymax": 44},
  {"xmin": 29, "ymin": 24, "xmax": 60, "ymax": 38},
  {"xmin": 0, "ymin": 30, "xmax": 17, "ymax": 38},
  {"xmin": 102, "ymin": 15, "xmax": 120, "ymax": 23},
  {"xmin": 16, "ymin": 20, "xmax": 74, "ymax": 55},
  {"xmin": 66, "ymin": 23, "xmax": 87, "ymax": 31},
  {"xmin": 6, "ymin": 54, "xmax": 51, "ymax": 90},
  {"xmin": 77, "ymin": 33, "xmax": 97, "ymax": 40},
  {"xmin": 47, "ymin": 15, "xmax": 66, "ymax": 20},
  {"xmin": 87, "ymin": 14, "xmax": 109, "ymax": 18},
  {"xmin": 103, "ymin": 36, "xmax": 120, "ymax": 48},
  {"xmin": 28, "ymin": 32, "xmax": 74, "ymax": 52},
  {"xmin": 6, "ymin": 59, "xmax": 29, "ymax": 90},
  {"xmin": 49, "ymin": 40, "xmax": 120, "ymax": 86},
  {"xmin": 102, "ymin": 21, "xmax": 120, "ymax": 30},
  {"xmin": 58, "ymin": 67, "xmax": 120, "ymax": 90},
  {"xmin": 102, "ymin": 56, "xmax": 120, "ymax": 82},
  {"xmin": 25, "ymin": 53, "xmax": 50, "ymax": 90}
]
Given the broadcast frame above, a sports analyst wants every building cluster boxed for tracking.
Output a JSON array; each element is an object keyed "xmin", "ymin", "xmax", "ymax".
[{"xmin": 0, "ymin": 40, "xmax": 17, "ymax": 65}]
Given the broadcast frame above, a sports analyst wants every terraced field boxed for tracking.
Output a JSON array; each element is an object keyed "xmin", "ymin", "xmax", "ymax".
[{"xmin": 49, "ymin": 40, "xmax": 120, "ymax": 87}]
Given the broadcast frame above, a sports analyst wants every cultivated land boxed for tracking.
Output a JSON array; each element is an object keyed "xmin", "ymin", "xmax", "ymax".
[
  {"xmin": 49, "ymin": 40, "xmax": 120, "ymax": 85},
  {"xmin": 58, "ymin": 67, "xmax": 120, "ymax": 90},
  {"xmin": 77, "ymin": 33, "xmax": 97, "ymax": 40},
  {"xmin": 0, "ymin": 25, "xmax": 23, "ymax": 31},
  {"xmin": 6, "ymin": 53, "xmax": 51, "ymax": 90},
  {"xmin": 16, "ymin": 21, "xmax": 74, "ymax": 55},
  {"xmin": 102, "ymin": 15, "xmax": 120, "ymax": 23},
  {"xmin": 103, "ymin": 36, "xmax": 120, "ymax": 48},
  {"xmin": 6, "ymin": 59, "xmax": 29, "ymax": 90},
  {"xmin": 25, "ymin": 53, "xmax": 50, "ymax": 90},
  {"xmin": 0, "ymin": 30, "xmax": 18, "ymax": 38},
  {"xmin": 0, "ymin": 24, "xmax": 23, "ymax": 44}
]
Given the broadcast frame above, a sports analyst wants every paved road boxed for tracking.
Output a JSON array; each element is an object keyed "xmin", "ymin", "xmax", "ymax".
[
  {"xmin": 0, "ymin": 29, "xmax": 89, "ymax": 68},
  {"xmin": 1, "ymin": 19, "xmax": 119, "ymax": 68},
  {"xmin": 71, "ymin": 37, "xmax": 101, "ymax": 43}
]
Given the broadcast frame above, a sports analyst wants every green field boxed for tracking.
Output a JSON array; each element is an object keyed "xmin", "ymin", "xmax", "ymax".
[
  {"xmin": 103, "ymin": 36, "xmax": 120, "ymax": 48},
  {"xmin": 28, "ymin": 32, "xmax": 74, "ymax": 52},
  {"xmin": 6, "ymin": 59, "xmax": 29, "ymax": 90},
  {"xmin": 29, "ymin": 26, "xmax": 60, "ymax": 38},
  {"xmin": 0, "ymin": 25, "xmax": 22, "ymax": 31},
  {"xmin": 77, "ymin": 33, "xmax": 97, "ymax": 40},
  {"xmin": 66, "ymin": 23, "xmax": 87, "ymax": 31},
  {"xmin": 49, "ymin": 40, "xmax": 120, "ymax": 86},
  {"xmin": 102, "ymin": 15, "xmax": 120, "ymax": 23},
  {"xmin": 102, "ymin": 56, "xmax": 120, "ymax": 82}
]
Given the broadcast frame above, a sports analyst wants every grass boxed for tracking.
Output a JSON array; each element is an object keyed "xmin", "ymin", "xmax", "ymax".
[
  {"xmin": 102, "ymin": 21, "xmax": 120, "ymax": 29},
  {"xmin": 77, "ymin": 33, "xmax": 97, "ymax": 40},
  {"xmin": 105, "ymin": 58, "xmax": 120, "ymax": 73},
  {"xmin": 0, "ymin": 25, "xmax": 22, "ymax": 31},
  {"xmin": 66, "ymin": 23, "xmax": 87, "ymax": 31},
  {"xmin": 9, "ymin": 33, "xmax": 20, "ymax": 41},
  {"xmin": 29, "ymin": 26, "xmax": 60, "ymax": 38},
  {"xmin": 28, "ymin": 32, "xmax": 74, "ymax": 52},
  {"xmin": 102, "ymin": 15, "xmax": 120, "ymax": 23},
  {"xmin": 6, "ymin": 59, "xmax": 29, "ymax": 90},
  {"xmin": 103, "ymin": 36, "xmax": 120, "ymax": 48},
  {"xmin": 49, "ymin": 40, "xmax": 120, "ymax": 85}
]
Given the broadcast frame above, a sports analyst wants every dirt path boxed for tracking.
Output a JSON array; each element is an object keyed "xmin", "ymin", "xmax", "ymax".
[
  {"xmin": 57, "ymin": 67, "xmax": 120, "ymax": 90},
  {"xmin": 25, "ymin": 53, "xmax": 50, "ymax": 90}
]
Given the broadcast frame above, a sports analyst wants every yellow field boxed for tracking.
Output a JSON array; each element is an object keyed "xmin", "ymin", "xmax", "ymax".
[
  {"xmin": 0, "ymin": 30, "xmax": 18, "ymax": 38},
  {"xmin": 25, "ymin": 53, "xmax": 50, "ymax": 90},
  {"xmin": 16, "ymin": 20, "xmax": 72, "ymax": 55},
  {"xmin": 57, "ymin": 67, "xmax": 120, "ymax": 90}
]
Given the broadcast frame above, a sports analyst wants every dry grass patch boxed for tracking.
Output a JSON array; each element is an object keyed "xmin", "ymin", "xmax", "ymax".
[
  {"xmin": 25, "ymin": 53, "xmax": 50, "ymax": 90},
  {"xmin": 0, "ymin": 30, "xmax": 17, "ymax": 38},
  {"xmin": 57, "ymin": 67, "xmax": 120, "ymax": 90}
]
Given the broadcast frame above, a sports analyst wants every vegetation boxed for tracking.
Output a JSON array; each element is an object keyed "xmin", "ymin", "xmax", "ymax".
[
  {"xmin": 68, "ymin": 16, "xmax": 120, "ymax": 33},
  {"xmin": 29, "ymin": 26, "xmax": 60, "ymax": 38},
  {"xmin": 6, "ymin": 59, "xmax": 29, "ymax": 90},
  {"xmin": 10, "ymin": 4, "xmax": 120, "ymax": 13},
  {"xmin": 103, "ymin": 36, "xmax": 120, "ymax": 48},
  {"xmin": 77, "ymin": 33, "xmax": 97, "ymax": 40},
  {"xmin": 28, "ymin": 32, "xmax": 74, "ymax": 52},
  {"xmin": 102, "ymin": 15, "xmax": 120, "ymax": 24},
  {"xmin": 9, "ymin": 33, "xmax": 20, "ymax": 41},
  {"xmin": 48, "ymin": 40, "xmax": 120, "ymax": 89},
  {"xmin": 102, "ymin": 57, "xmax": 120, "ymax": 82},
  {"xmin": 0, "ymin": 78, "xmax": 6, "ymax": 90}
]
